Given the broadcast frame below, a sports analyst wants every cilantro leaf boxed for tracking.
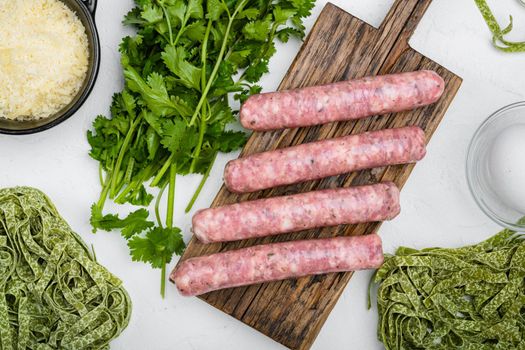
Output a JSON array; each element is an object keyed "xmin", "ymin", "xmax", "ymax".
[
  {"xmin": 141, "ymin": 4, "xmax": 163, "ymax": 24},
  {"xmin": 291, "ymin": 0, "xmax": 316, "ymax": 18},
  {"xmin": 123, "ymin": 7, "xmax": 147, "ymax": 26},
  {"xmin": 162, "ymin": 46, "xmax": 202, "ymax": 90},
  {"xmin": 239, "ymin": 8, "xmax": 259, "ymax": 20},
  {"xmin": 243, "ymin": 16, "xmax": 272, "ymax": 41},
  {"xmin": 182, "ymin": 20, "xmax": 206, "ymax": 41},
  {"xmin": 90, "ymin": 205, "xmax": 154, "ymax": 239},
  {"xmin": 276, "ymin": 27, "xmax": 303, "ymax": 42},
  {"xmin": 243, "ymin": 58, "xmax": 269, "ymax": 83},
  {"xmin": 161, "ymin": 119, "xmax": 199, "ymax": 158},
  {"xmin": 273, "ymin": 6, "xmax": 297, "ymax": 25},
  {"xmin": 212, "ymin": 130, "xmax": 247, "ymax": 153},
  {"xmin": 206, "ymin": 0, "xmax": 224, "ymax": 21},
  {"xmin": 128, "ymin": 227, "xmax": 185, "ymax": 268},
  {"xmin": 167, "ymin": 1, "xmax": 187, "ymax": 24},
  {"xmin": 124, "ymin": 68, "xmax": 192, "ymax": 117},
  {"xmin": 186, "ymin": 0, "xmax": 203, "ymax": 19}
]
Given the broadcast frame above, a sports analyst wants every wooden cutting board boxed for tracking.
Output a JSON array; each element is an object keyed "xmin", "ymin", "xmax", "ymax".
[{"xmin": 176, "ymin": 1, "xmax": 462, "ymax": 349}]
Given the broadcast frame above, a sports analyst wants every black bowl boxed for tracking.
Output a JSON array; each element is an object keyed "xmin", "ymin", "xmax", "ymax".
[{"xmin": 0, "ymin": 0, "xmax": 100, "ymax": 135}]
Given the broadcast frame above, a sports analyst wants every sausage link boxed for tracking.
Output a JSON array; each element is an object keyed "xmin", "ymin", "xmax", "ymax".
[
  {"xmin": 171, "ymin": 234, "xmax": 384, "ymax": 297},
  {"xmin": 192, "ymin": 182, "xmax": 399, "ymax": 244},
  {"xmin": 240, "ymin": 70, "xmax": 444, "ymax": 131},
  {"xmin": 224, "ymin": 126, "xmax": 425, "ymax": 194}
]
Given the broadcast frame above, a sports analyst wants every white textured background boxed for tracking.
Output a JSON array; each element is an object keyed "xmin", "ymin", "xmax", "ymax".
[{"xmin": 1, "ymin": 0, "xmax": 525, "ymax": 348}]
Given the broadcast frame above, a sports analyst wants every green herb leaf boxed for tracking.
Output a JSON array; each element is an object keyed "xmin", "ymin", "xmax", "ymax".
[
  {"xmin": 128, "ymin": 227, "xmax": 185, "ymax": 268},
  {"xmin": 243, "ymin": 16, "xmax": 272, "ymax": 41},
  {"xmin": 141, "ymin": 4, "xmax": 164, "ymax": 24},
  {"xmin": 186, "ymin": 0, "xmax": 203, "ymax": 19},
  {"xmin": 162, "ymin": 45, "xmax": 202, "ymax": 90},
  {"xmin": 206, "ymin": 0, "xmax": 224, "ymax": 20},
  {"xmin": 91, "ymin": 205, "xmax": 154, "ymax": 239}
]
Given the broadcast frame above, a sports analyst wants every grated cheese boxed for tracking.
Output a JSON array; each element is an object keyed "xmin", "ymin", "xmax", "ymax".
[{"xmin": 0, "ymin": 0, "xmax": 89, "ymax": 120}]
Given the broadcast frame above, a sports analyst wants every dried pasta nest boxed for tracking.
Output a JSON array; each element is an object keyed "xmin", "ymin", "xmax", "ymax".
[{"xmin": 0, "ymin": 187, "xmax": 132, "ymax": 349}]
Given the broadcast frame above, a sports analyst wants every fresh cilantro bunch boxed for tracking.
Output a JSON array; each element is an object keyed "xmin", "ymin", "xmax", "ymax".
[{"xmin": 88, "ymin": 0, "xmax": 315, "ymax": 297}]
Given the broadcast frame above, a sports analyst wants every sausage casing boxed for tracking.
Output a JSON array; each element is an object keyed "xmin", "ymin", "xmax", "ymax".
[
  {"xmin": 193, "ymin": 182, "xmax": 399, "ymax": 244},
  {"xmin": 225, "ymin": 126, "xmax": 425, "ymax": 194},
  {"xmin": 172, "ymin": 234, "xmax": 384, "ymax": 297},
  {"xmin": 240, "ymin": 70, "xmax": 444, "ymax": 131}
]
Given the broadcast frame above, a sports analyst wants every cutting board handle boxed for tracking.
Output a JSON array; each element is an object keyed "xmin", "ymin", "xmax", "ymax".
[{"xmin": 380, "ymin": 0, "xmax": 433, "ymax": 43}]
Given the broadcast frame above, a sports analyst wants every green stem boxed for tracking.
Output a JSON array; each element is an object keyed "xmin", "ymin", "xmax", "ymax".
[
  {"xmin": 155, "ymin": 183, "xmax": 168, "ymax": 228},
  {"xmin": 185, "ymin": 151, "xmax": 217, "ymax": 213},
  {"xmin": 188, "ymin": 22, "xmax": 213, "ymax": 173},
  {"xmin": 172, "ymin": 5, "xmax": 193, "ymax": 47},
  {"xmin": 189, "ymin": 110, "xmax": 207, "ymax": 173},
  {"xmin": 96, "ymin": 178, "xmax": 111, "ymax": 210},
  {"xmin": 161, "ymin": 4, "xmax": 174, "ymax": 45},
  {"xmin": 166, "ymin": 164, "xmax": 177, "ymax": 228},
  {"xmin": 98, "ymin": 164, "xmax": 104, "ymax": 186},
  {"xmin": 188, "ymin": 0, "xmax": 248, "ymax": 126},
  {"xmin": 114, "ymin": 161, "xmax": 159, "ymax": 204},
  {"xmin": 172, "ymin": 22, "xmax": 186, "ymax": 47},
  {"xmin": 160, "ymin": 260, "xmax": 166, "ymax": 298},
  {"xmin": 189, "ymin": 21, "xmax": 213, "ymax": 174},
  {"xmin": 160, "ymin": 163, "xmax": 176, "ymax": 299},
  {"xmin": 220, "ymin": 0, "xmax": 231, "ymax": 18},
  {"xmin": 124, "ymin": 158, "xmax": 135, "ymax": 185},
  {"xmin": 150, "ymin": 154, "xmax": 174, "ymax": 187},
  {"xmin": 110, "ymin": 115, "xmax": 142, "ymax": 198}
]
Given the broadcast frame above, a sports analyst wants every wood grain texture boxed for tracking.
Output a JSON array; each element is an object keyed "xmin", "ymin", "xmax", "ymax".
[{"xmin": 175, "ymin": 1, "xmax": 462, "ymax": 349}]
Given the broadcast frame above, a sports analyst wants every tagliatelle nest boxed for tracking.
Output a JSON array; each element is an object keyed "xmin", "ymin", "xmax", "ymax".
[
  {"xmin": 372, "ymin": 222, "xmax": 525, "ymax": 349},
  {"xmin": 0, "ymin": 187, "xmax": 131, "ymax": 349}
]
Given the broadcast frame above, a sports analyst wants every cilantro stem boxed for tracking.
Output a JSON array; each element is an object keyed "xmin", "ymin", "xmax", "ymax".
[
  {"xmin": 188, "ymin": 20, "xmax": 212, "ymax": 174},
  {"xmin": 188, "ymin": 0, "xmax": 248, "ymax": 127},
  {"xmin": 201, "ymin": 20, "xmax": 212, "ymax": 80},
  {"xmin": 160, "ymin": 259, "xmax": 167, "ymax": 298},
  {"xmin": 109, "ymin": 115, "xmax": 142, "ymax": 199},
  {"xmin": 160, "ymin": 163, "xmax": 177, "ymax": 299},
  {"xmin": 155, "ymin": 182, "xmax": 168, "ymax": 228},
  {"xmin": 189, "ymin": 104, "xmax": 207, "ymax": 173},
  {"xmin": 172, "ymin": 3, "xmax": 191, "ymax": 47},
  {"xmin": 150, "ymin": 154, "xmax": 174, "ymax": 187},
  {"xmin": 124, "ymin": 158, "xmax": 135, "ymax": 185},
  {"xmin": 159, "ymin": 2, "xmax": 174, "ymax": 45},
  {"xmin": 221, "ymin": 0, "xmax": 230, "ymax": 18},
  {"xmin": 185, "ymin": 151, "xmax": 217, "ymax": 213},
  {"xmin": 166, "ymin": 163, "xmax": 176, "ymax": 228},
  {"xmin": 96, "ymin": 176, "xmax": 111, "ymax": 210},
  {"xmin": 114, "ymin": 162, "xmax": 158, "ymax": 204},
  {"xmin": 98, "ymin": 164, "xmax": 104, "ymax": 186}
]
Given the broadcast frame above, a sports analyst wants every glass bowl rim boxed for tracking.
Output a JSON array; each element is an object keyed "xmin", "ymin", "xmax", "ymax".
[{"xmin": 466, "ymin": 100, "xmax": 525, "ymax": 231}]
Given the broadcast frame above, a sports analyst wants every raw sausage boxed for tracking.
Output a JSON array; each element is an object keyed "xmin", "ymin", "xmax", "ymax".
[
  {"xmin": 224, "ymin": 126, "xmax": 425, "ymax": 193},
  {"xmin": 240, "ymin": 70, "xmax": 444, "ymax": 131},
  {"xmin": 192, "ymin": 182, "xmax": 399, "ymax": 244},
  {"xmin": 171, "ymin": 234, "xmax": 384, "ymax": 297},
  {"xmin": 173, "ymin": 235, "xmax": 384, "ymax": 297}
]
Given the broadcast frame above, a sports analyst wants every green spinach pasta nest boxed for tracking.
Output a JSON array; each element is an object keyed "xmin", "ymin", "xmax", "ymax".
[
  {"xmin": 0, "ymin": 187, "xmax": 131, "ymax": 349},
  {"xmin": 373, "ymin": 223, "xmax": 525, "ymax": 349}
]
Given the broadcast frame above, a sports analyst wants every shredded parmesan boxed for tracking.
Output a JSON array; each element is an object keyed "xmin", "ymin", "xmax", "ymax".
[{"xmin": 0, "ymin": 0, "xmax": 89, "ymax": 120}]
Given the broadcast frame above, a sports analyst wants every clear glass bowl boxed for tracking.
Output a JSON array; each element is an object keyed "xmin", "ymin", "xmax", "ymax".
[{"xmin": 466, "ymin": 101, "xmax": 525, "ymax": 231}]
